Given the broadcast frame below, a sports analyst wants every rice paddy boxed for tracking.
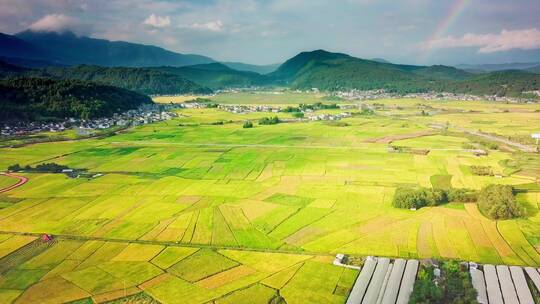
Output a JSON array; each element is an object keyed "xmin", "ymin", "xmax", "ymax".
[{"xmin": 0, "ymin": 93, "xmax": 539, "ymax": 303}]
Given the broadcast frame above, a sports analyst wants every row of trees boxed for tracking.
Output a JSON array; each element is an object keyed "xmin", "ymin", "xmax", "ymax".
[
  {"xmin": 393, "ymin": 184, "xmax": 522, "ymax": 220},
  {"xmin": 9, "ymin": 162, "xmax": 69, "ymax": 173}
]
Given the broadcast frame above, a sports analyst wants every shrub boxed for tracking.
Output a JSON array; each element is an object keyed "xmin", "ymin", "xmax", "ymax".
[
  {"xmin": 392, "ymin": 187, "xmax": 448, "ymax": 209},
  {"xmin": 410, "ymin": 265, "xmax": 443, "ymax": 304},
  {"xmin": 242, "ymin": 121, "xmax": 253, "ymax": 128},
  {"xmin": 470, "ymin": 165, "xmax": 493, "ymax": 176},
  {"xmin": 292, "ymin": 112, "xmax": 304, "ymax": 118},
  {"xmin": 477, "ymin": 184, "xmax": 522, "ymax": 219}
]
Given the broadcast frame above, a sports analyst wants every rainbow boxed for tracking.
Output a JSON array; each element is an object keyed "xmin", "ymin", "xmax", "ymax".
[
  {"xmin": 429, "ymin": 0, "xmax": 470, "ymax": 42},
  {"xmin": 422, "ymin": 0, "xmax": 470, "ymax": 59}
]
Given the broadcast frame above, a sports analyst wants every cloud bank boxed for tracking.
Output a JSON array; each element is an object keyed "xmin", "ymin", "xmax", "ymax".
[
  {"xmin": 425, "ymin": 28, "xmax": 540, "ymax": 53},
  {"xmin": 29, "ymin": 13, "xmax": 89, "ymax": 34},
  {"xmin": 143, "ymin": 14, "xmax": 171, "ymax": 28}
]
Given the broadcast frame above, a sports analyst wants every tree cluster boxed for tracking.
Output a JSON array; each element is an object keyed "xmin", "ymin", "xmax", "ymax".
[
  {"xmin": 392, "ymin": 187, "xmax": 448, "ymax": 209},
  {"xmin": 477, "ymin": 184, "xmax": 522, "ymax": 219},
  {"xmin": 258, "ymin": 116, "xmax": 280, "ymax": 125}
]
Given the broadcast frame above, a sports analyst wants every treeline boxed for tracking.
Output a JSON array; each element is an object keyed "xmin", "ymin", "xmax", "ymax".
[
  {"xmin": 9, "ymin": 162, "xmax": 70, "ymax": 173},
  {"xmin": 0, "ymin": 78, "xmax": 152, "ymax": 121},
  {"xmin": 393, "ymin": 184, "xmax": 522, "ymax": 220}
]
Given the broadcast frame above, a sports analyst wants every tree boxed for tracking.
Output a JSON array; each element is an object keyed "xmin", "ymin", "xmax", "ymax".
[
  {"xmin": 7, "ymin": 164, "xmax": 22, "ymax": 172},
  {"xmin": 243, "ymin": 121, "xmax": 253, "ymax": 128},
  {"xmin": 477, "ymin": 184, "xmax": 522, "ymax": 219}
]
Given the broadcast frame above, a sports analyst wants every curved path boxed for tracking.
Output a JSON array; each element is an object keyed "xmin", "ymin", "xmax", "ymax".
[{"xmin": 0, "ymin": 173, "xmax": 28, "ymax": 194}]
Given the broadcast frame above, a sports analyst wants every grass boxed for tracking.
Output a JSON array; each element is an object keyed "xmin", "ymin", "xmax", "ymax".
[{"xmin": 1, "ymin": 96, "xmax": 540, "ymax": 302}]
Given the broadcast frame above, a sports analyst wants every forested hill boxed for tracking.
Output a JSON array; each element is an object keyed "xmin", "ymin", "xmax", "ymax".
[
  {"xmin": 0, "ymin": 78, "xmax": 152, "ymax": 121},
  {"xmin": 274, "ymin": 50, "xmax": 540, "ymax": 96},
  {"xmin": 30, "ymin": 65, "xmax": 213, "ymax": 95}
]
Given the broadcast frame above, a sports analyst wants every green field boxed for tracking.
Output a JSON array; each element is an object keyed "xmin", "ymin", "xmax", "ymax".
[{"xmin": 0, "ymin": 93, "xmax": 539, "ymax": 303}]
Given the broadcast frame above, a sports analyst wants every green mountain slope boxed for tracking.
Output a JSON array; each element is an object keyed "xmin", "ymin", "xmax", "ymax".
[
  {"xmin": 435, "ymin": 70, "xmax": 540, "ymax": 97},
  {"xmin": 153, "ymin": 63, "xmax": 270, "ymax": 89},
  {"xmin": 526, "ymin": 65, "xmax": 540, "ymax": 74},
  {"xmin": 273, "ymin": 50, "xmax": 540, "ymax": 96},
  {"xmin": 0, "ymin": 78, "xmax": 152, "ymax": 121},
  {"xmin": 30, "ymin": 65, "xmax": 212, "ymax": 95},
  {"xmin": 269, "ymin": 50, "xmax": 351, "ymax": 81},
  {"xmin": 412, "ymin": 65, "xmax": 472, "ymax": 80},
  {"xmin": 0, "ymin": 60, "xmax": 29, "ymax": 75}
]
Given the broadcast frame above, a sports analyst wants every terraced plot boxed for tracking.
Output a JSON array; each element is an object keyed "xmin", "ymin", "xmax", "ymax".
[{"xmin": 0, "ymin": 235, "xmax": 352, "ymax": 304}]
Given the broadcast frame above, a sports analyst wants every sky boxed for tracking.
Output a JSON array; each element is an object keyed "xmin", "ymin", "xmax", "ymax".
[{"xmin": 1, "ymin": 0, "xmax": 539, "ymax": 65}]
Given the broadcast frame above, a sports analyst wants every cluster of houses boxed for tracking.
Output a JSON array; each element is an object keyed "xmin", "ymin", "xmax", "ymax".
[
  {"xmin": 307, "ymin": 112, "xmax": 352, "ymax": 121},
  {"xmin": 328, "ymin": 89, "xmax": 538, "ymax": 103},
  {"xmin": 1, "ymin": 104, "xmax": 179, "ymax": 137},
  {"xmin": 218, "ymin": 104, "xmax": 280, "ymax": 114}
]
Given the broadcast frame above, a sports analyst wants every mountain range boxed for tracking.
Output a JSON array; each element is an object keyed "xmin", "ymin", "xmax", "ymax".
[
  {"xmin": 1, "ymin": 30, "xmax": 539, "ymax": 119},
  {"xmin": 0, "ymin": 31, "xmax": 214, "ymax": 67},
  {"xmin": 456, "ymin": 62, "xmax": 540, "ymax": 73}
]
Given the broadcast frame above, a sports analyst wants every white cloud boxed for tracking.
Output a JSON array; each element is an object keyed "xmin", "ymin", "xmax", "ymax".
[
  {"xmin": 143, "ymin": 14, "xmax": 171, "ymax": 28},
  {"xmin": 186, "ymin": 20, "xmax": 224, "ymax": 32},
  {"xmin": 424, "ymin": 28, "xmax": 540, "ymax": 53},
  {"xmin": 29, "ymin": 14, "xmax": 88, "ymax": 34}
]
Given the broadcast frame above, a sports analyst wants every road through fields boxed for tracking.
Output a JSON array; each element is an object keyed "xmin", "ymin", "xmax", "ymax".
[{"xmin": 0, "ymin": 172, "xmax": 28, "ymax": 194}]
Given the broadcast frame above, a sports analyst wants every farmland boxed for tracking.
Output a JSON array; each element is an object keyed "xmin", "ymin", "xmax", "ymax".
[{"xmin": 0, "ymin": 92, "xmax": 539, "ymax": 303}]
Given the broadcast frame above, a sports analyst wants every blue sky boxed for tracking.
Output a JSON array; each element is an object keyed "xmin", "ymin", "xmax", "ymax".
[{"xmin": 1, "ymin": 0, "xmax": 539, "ymax": 65}]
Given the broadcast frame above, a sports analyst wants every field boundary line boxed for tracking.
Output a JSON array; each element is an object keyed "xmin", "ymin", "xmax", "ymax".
[{"xmin": 0, "ymin": 230, "xmax": 334, "ymax": 257}]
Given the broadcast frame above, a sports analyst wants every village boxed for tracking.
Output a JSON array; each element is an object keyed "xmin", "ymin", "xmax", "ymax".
[
  {"xmin": 331, "ymin": 89, "xmax": 539, "ymax": 103},
  {"xmin": 0, "ymin": 103, "xmax": 180, "ymax": 137}
]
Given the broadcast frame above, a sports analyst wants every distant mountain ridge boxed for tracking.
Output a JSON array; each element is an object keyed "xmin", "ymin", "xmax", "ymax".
[
  {"xmin": 0, "ymin": 30, "xmax": 214, "ymax": 67},
  {"xmin": 221, "ymin": 62, "xmax": 280, "ymax": 74},
  {"xmin": 456, "ymin": 62, "xmax": 540, "ymax": 73},
  {"xmin": 151, "ymin": 63, "xmax": 271, "ymax": 89}
]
